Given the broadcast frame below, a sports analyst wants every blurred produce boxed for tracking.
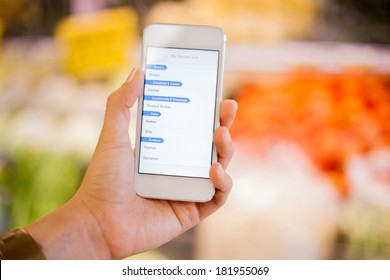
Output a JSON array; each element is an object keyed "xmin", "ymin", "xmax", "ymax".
[
  {"xmin": 200, "ymin": 42, "xmax": 390, "ymax": 259},
  {"xmin": 145, "ymin": 0, "xmax": 319, "ymax": 42},
  {"xmin": 55, "ymin": 7, "xmax": 138, "ymax": 79},
  {"xmin": 0, "ymin": 55, "xmax": 108, "ymax": 157},
  {"xmin": 0, "ymin": 37, "xmax": 113, "ymax": 231},
  {"xmin": 0, "ymin": 149, "xmax": 83, "ymax": 231},
  {"xmin": 339, "ymin": 149, "xmax": 390, "ymax": 259},
  {"xmin": 197, "ymin": 143, "xmax": 342, "ymax": 259},
  {"xmin": 340, "ymin": 202, "xmax": 390, "ymax": 259},
  {"xmin": 231, "ymin": 69, "xmax": 390, "ymax": 197},
  {"xmin": 347, "ymin": 149, "xmax": 390, "ymax": 210}
]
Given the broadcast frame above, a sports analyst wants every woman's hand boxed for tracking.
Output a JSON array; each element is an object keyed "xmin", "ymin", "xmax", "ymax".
[{"xmin": 27, "ymin": 68, "xmax": 238, "ymax": 259}]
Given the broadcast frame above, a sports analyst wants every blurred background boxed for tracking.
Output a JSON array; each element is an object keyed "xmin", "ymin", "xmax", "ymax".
[{"xmin": 0, "ymin": 0, "xmax": 389, "ymax": 259}]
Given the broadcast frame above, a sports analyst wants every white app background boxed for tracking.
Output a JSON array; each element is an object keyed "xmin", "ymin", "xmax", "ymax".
[{"xmin": 139, "ymin": 47, "xmax": 219, "ymax": 178}]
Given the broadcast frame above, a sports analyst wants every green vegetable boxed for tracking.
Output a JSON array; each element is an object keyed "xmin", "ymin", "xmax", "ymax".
[{"xmin": 0, "ymin": 149, "xmax": 84, "ymax": 230}]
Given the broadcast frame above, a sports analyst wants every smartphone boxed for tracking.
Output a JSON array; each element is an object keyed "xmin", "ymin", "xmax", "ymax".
[{"xmin": 134, "ymin": 23, "xmax": 226, "ymax": 202}]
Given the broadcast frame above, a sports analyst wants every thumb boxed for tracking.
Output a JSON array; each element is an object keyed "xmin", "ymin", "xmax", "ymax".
[{"xmin": 98, "ymin": 68, "xmax": 144, "ymax": 146}]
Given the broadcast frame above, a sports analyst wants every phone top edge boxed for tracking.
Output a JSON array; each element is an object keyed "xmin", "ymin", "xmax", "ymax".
[
  {"xmin": 143, "ymin": 23, "xmax": 226, "ymax": 39},
  {"xmin": 144, "ymin": 22, "xmax": 225, "ymax": 31}
]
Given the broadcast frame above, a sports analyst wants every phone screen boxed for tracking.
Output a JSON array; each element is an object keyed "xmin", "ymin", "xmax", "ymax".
[{"xmin": 138, "ymin": 47, "xmax": 220, "ymax": 178}]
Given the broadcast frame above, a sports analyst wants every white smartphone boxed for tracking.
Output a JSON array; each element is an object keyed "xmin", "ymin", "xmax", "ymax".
[{"xmin": 134, "ymin": 23, "xmax": 226, "ymax": 202}]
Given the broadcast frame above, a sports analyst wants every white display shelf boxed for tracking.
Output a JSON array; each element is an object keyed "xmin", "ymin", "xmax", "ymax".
[{"xmin": 225, "ymin": 41, "xmax": 390, "ymax": 73}]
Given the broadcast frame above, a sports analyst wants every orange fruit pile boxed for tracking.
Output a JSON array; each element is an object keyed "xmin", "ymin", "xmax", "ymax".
[{"xmin": 231, "ymin": 68, "xmax": 390, "ymax": 197}]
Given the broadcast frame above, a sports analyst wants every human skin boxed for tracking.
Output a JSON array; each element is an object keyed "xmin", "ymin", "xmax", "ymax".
[{"xmin": 26, "ymin": 68, "xmax": 238, "ymax": 259}]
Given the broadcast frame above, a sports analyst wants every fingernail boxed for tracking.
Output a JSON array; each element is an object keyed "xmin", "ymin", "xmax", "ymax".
[
  {"xmin": 231, "ymin": 99, "xmax": 238, "ymax": 112},
  {"xmin": 125, "ymin": 68, "xmax": 137, "ymax": 83}
]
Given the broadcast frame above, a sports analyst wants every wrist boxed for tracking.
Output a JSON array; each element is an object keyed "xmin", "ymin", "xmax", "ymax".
[{"xmin": 26, "ymin": 198, "xmax": 111, "ymax": 259}]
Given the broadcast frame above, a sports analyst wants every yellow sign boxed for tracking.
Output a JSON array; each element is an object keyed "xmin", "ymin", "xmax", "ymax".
[{"xmin": 56, "ymin": 7, "xmax": 138, "ymax": 79}]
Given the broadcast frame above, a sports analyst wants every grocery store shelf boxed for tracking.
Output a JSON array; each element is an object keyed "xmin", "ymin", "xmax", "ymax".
[{"xmin": 226, "ymin": 41, "xmax": 390, "ymax": 73}]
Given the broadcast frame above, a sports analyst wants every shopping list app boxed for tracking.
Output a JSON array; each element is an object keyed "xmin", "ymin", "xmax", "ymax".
[{"xmin": 139, "ymin": 47, "xmax": 219, "ymax": 178}]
